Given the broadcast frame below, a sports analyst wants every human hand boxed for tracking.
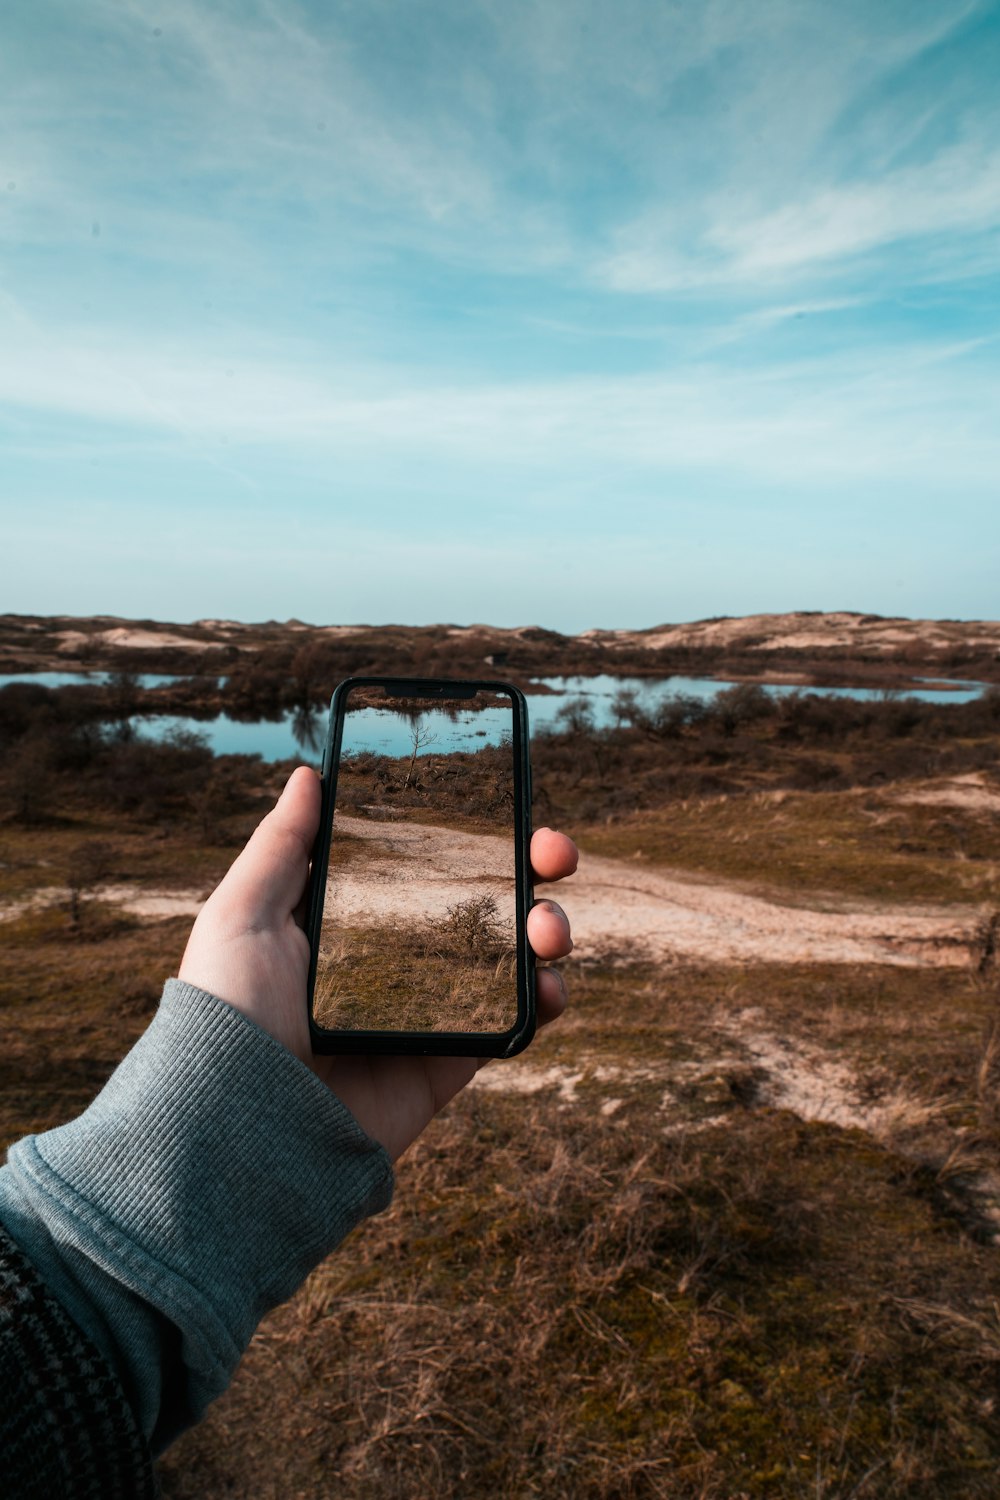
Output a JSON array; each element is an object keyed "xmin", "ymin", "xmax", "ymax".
[{"xmin": 179, "ymin": 766, "xmax": 577, "ymax": 1160}]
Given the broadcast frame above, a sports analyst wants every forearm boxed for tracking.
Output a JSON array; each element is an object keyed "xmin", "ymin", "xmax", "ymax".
[{"xmin": 0, "ymin": 980, "xmax": 394, "ymax": 1457}]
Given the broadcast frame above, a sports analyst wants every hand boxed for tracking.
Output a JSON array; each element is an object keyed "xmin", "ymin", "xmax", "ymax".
[{"xmin": 179, "ymin": 766, "xmax": 577, "ymax": 1160}]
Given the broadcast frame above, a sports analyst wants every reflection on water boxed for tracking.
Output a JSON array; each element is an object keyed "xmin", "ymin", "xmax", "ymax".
[
  {"xmin": 528, "ymin": 673, "xmax": 989, "ymax": 727},
  {"xmin": 0, "ymin": 670, "xmax": 989, "ymax": 764},
  {"xmin": 0, "ymin": 671, "xmax": 187, "ymax": 691},
  {"xmin": 137, "ymin": 713, "xmax": 323, "ymax": 765},
  {"xmin": 291, "ymin": 704, "xmax": 325, "ymax": 755},
  {"xmin": 340, "ymin": 703, "xmax": 512, "ymax": 758}
]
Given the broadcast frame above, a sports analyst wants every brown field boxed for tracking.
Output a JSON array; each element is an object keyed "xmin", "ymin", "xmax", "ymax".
[
  {"xmin": 313, "ymin": 910, "xmax": 518, "ymax": 1035},
  {"xmin": 313, "ymin": 713, "xmax": 520, "ymax": 1036},
  {"xmin": 3, "ymin": 607, "xmax": 1000, "ymax": 700},
  {"xmin": 2, "ymin": 615, "xmax": 1000, "ymax": 1497}
]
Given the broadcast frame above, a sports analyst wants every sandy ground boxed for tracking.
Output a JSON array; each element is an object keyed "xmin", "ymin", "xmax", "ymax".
[
  {"xmin": 470, "ymin": 1014, "xmax": 919, "ymax": 1137},
  {"xmin": 5, "ymin": 817, "xmax": 995, "ymax": 1214},
  {"xmin": 543, "ymin": 851, "xmax": 982, "ymax": 968},
  {"xmin": 0, "ymin": 883, "xmax": 207, "ymax": 922},
  {"xmin": 889, "ymin": 773, "xmax": 1000, "ymax": 814},
  {"xmin": 317, "ymin": 816, "xmax": 982, "ymax": 968},
  {"xmin": 2, "ymin": 819, "xmax": 984, "ymax": 969},
  {"xmin": 55, "ymin": 627, "xmax": 218, "ymax": 653},
  {"xmin": 27, "ymin": 609, "xmax": 1000, "ymax": 664},
  {"xmin": 582, "ymin": 611, "xmax": 1000, "ymax": 655},
  {"xmin": 322, "ymin": 815, "xmax": 517, "ymax": 930}
]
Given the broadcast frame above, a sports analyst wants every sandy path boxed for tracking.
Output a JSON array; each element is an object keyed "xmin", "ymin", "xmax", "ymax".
[
  {"xmin": 1, "ymin": 818, "xmax": 984, "ymax": 967},
  {"xmin": 324, "ymin": 815, "xmax": 516, "ymax": 927},
  {"xmin": 543, "ymin": 850, "xmax": 982, "ymax": 967},
  {"xmin": 889, "ymin": 773, "xmax": 1000, "ymax": 814},
  {"xmin": 0, "ymin": 883, "xmax": 206, "ymax": 922},
  {"xmin": 323, "ymin": 815, "xmax": 981, "ymax": 967}
]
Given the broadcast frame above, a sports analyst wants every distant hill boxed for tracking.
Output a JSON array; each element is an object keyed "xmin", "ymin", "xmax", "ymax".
[
  {"xmin": 1, "ymin": 611, "xmax": 998, "ymax": 687},
  {"xmin": 583, "ymin": 611, "xmax": 1000, "ymax": 658}
]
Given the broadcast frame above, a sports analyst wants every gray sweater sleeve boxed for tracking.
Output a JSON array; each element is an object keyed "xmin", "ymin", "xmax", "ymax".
[{"xmin": 0, "ymin": 979, "xmax": 394, "ymax": 1454}]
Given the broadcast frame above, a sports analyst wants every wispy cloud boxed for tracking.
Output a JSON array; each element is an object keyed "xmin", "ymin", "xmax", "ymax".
[
  {"xmin": 5, "ymin": 1, "xmax": 996, "ymax": 293},
  {"xmin": 603, "ymin": 141, "xmax": 1000, "ymax": 293},
  {"xmin": 3, "ymin": 1, "xmax": 999, "ymax": 623},
  {"xmin": 3, "ymin": 302, "xmax": 998, "ymax": 504}
]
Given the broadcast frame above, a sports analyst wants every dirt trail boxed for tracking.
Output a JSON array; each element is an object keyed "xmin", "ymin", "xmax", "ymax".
[
  {"xmin": 323, "ymin": 818, "xmax": 981, "ymax": 967},
  {"xmin": 542, "ymin": 850, "xmax": 982, "ymax": 968},
  {"xmin": 889, "ymin": 772, "xmax": 1000, "ymax": 814},
  {"xmin": 318, "ymin": 816, "xmax": 983, "ymax": 967},
  {"xmin": 0, "ymin": 883, "xmax": 206, "ymax": 922},
  {"xmin": 2, "ymin": 818, "xmax": 983, "ymax": 967},
  {"xmin": 323, "ymin": 815, "xmax": 516, "ymax": 927}
]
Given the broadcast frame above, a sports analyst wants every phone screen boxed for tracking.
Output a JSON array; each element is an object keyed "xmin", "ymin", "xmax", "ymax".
[{"xmin": 308, "ymin": 678, "xmax": 533, "ymax": 1054}]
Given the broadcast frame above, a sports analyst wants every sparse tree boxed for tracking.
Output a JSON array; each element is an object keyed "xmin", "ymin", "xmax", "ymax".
[
  {"xmin": 289, "ymin": 641, "xmax": 331, "ymax": 711},
  {"xmin": 66, "ymin": 840, "xmax": 115, "ymax": 931},
  {"xmin": 556, "ymin": 697, "xmax": 596, "ymax": 736},
  {"xmin": 611, "ymin": 687, "xmax": 645, "ymax": 730},
  {"xmin": 711, "ymin": 683, "xmax": 773, "ymax": 738},
  {"xmin": 651, "ymin": 693, "xmax": 706, "ymax": 739},
  {"xmin": 403, "ymin": 716, "xmax": 437, "ymax": 789},
  {"xmin": 187, "ymin": 770, "xmax": 241, "ymax": 844},
  {"xmin": 7, "ymin": 736, "xmax": 54, "ymax": 825},
  {"xmin": 105, "ymin": 669, "xmax": 141, "ymax": 742}
]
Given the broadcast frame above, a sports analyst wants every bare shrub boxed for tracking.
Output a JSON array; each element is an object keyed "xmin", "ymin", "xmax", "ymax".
[
  {"xmin": 435, "ymin": 894, "xmax": 512, "ymax": 961},
  {"xmin": 556, "ymin": 696, "xmax": 596, "ymax": 735},
  {"xmin": 66, "ymin": 840, "xmax": 116, "ymax": 930},
  {"xmin": 651, "ymin": 692, "xmax": 707, "ymax": 738},
  {"xmin": 710, "ymin": 683, "xmax": 774, "ymax": 738},
  {"xmin": 5, "ymin": 735, "xmax": 55, "ymax": 825}
]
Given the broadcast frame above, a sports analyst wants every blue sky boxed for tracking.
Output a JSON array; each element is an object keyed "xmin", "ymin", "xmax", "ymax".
[{"xmin": 1, "ymin": 0, "xmax": 998, "ymax": 630}]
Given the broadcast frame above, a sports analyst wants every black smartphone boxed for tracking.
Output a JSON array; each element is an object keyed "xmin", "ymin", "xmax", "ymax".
[{"xmin": 306, "ymin": 677, "xmax": 535, "ymax": 1057}]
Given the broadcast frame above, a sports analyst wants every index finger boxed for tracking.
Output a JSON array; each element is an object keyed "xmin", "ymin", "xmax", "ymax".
[{"xmin": 530, "ymin": 827, "xmax": 578, "ymax": 884}]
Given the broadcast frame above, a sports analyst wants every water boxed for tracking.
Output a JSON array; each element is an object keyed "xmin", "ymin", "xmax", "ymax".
[
  {"xmin": 1, "ymin": 670, "xmax": 989, "ymax": 763},
  {"xmin": 528, "ymin": 672, "xmax": 989, "ymax": 733},
  {"xmin": 341, "ymin": 703, "xmax": 513, "ymax": 758},
  {"xmin": 142, "ymin": 712, "xmax": 323, "ymax": 764},
  {"xmin": 0, "ymin": 671, "xmax": 184, "ymax": 690}
]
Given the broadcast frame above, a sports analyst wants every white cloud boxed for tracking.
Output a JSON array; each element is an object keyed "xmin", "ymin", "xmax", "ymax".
[
  {"xmin": 716, "ymin": 147, "xmax": 1000, "ymax": 276},
  {"xmin": 2, "ymin": 300, "xmax": 998, "ymax": 501},
  {"xmin": 3, "ymin": 0, "xmax": 1000, "ymax": 633},
  {"xmin": 600, "ymin": 137, "xmax": 1000, "ymax": 292},
  {"xmin": 2, "ymin": 0, "xmax": 995, "ymax": 300}
]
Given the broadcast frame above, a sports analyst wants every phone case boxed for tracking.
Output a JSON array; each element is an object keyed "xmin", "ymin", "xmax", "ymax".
[{"xmin": 306, "ymin": 676, "xmax": 535, "ymax": 1057}]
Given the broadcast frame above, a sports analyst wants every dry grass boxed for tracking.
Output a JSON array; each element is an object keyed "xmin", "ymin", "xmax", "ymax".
[
  {"xmin": 4, "ymin": 691, "xmax": 1000, "ymax": 1496},
  {"xmin": 577, "ymin": 791, "xmax": 1000, "ymax": 907},
  {"xmin": 313, "ymin": 910, "xmax": 518, "ymax": 1035},
  {"xmin": 0, "ymin": 798, "xmax": 260, "ymax": 906},
  {"xmin": 158, "ymin": 958, "xmax": 1000, "ymax": 1498},
  {"xmin": 0, "ymin": 906, "xmax": 189, "ymax": 1145},
  {"xmin": 0, "ymin": 781, "xmax": 266, "ymax": 1147},
  {"xmin": 158, "ymin": 1014, "xmax": 1000, "ymax": 1498}
]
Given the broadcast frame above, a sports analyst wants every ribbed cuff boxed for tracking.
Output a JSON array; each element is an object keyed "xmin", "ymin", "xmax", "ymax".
[{"xmin": 5, "ymin": 981, "xmax": 393, "ymax": 1419}]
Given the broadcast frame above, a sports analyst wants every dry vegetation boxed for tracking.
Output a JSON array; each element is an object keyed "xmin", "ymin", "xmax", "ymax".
[
  {"xmin": 3, "ymin": 626, "xmax": 1000, "ymax": 1497},
  {"xmin": 3, "ymin": 608, "xmax": 1000, "ymax": 710},
  {"xmin": 332, "ymin": 738, "xmax": 515, "ymax": 831},
  {"xmin": 313, "ymin": 722, "xmax": 519, "ymax": 1034},
  {"xmin": 314, "ymin": 899, "xmax": 518, "ymax": 1034}
]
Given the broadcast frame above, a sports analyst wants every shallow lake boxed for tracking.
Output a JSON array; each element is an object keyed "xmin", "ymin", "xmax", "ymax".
[
  {"xmin": 0, "ymin": 671, "xmax": 184, "ymax": 690},
  {"xmin": 0, "ymin": 670, "xmax": 989, "ymax": 764}
]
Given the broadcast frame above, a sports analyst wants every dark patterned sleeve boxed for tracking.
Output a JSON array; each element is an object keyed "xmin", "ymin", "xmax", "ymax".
[{"xmin": 0, "ymin": 1227, "xmax": 156, "ymax": 1500}]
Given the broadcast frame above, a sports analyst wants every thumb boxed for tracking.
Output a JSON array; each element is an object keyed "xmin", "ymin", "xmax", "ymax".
[{"xmin": 212, "ymin": 766, "xmax": 321, "ymax": 928}]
